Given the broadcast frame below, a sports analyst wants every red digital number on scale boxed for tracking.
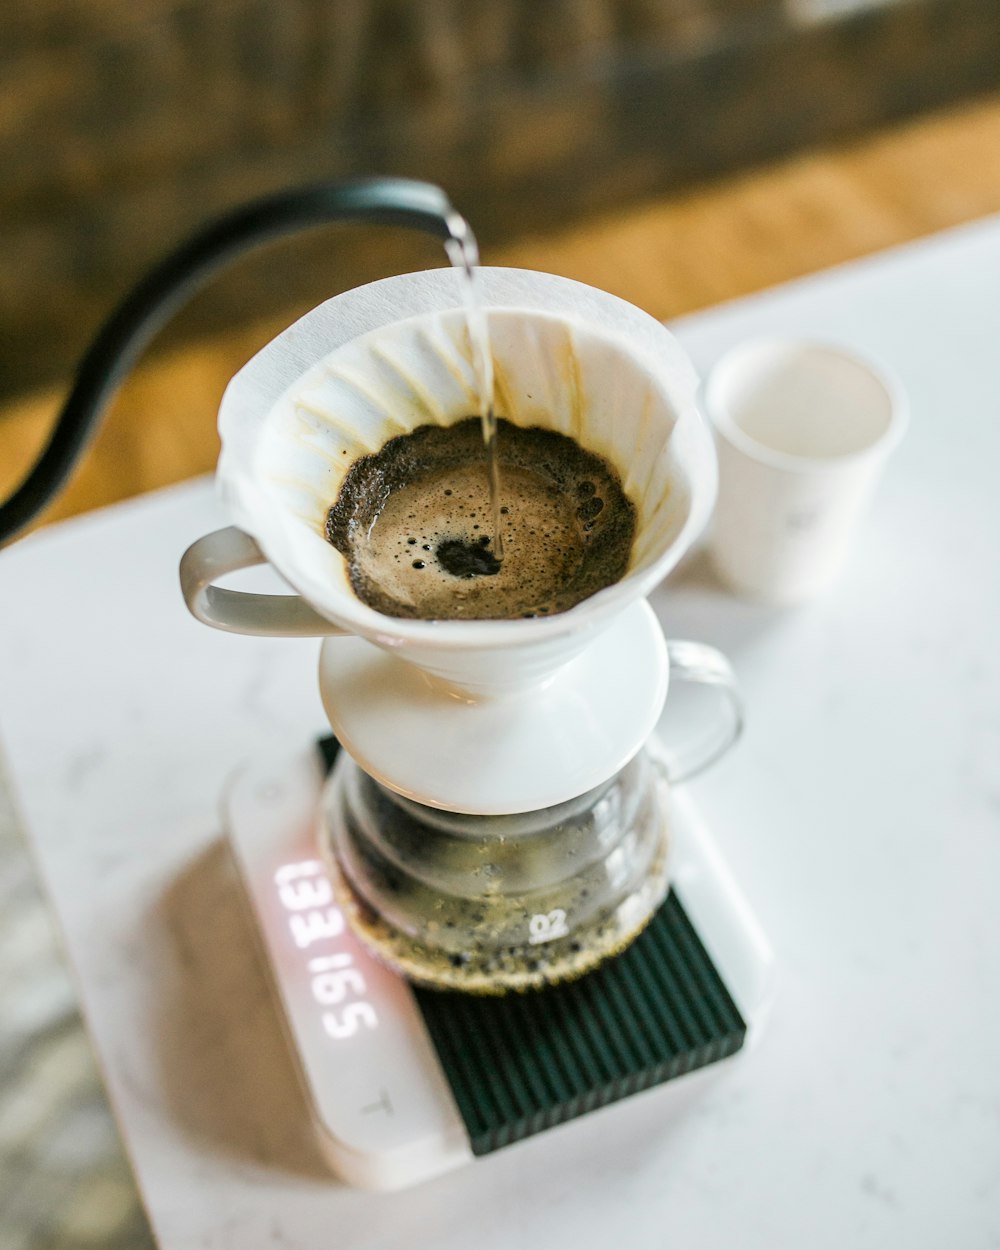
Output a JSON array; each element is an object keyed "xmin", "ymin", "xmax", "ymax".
[{"xmin": 274, "ymin": 860, "xmax": 379, "ymax": 1040}]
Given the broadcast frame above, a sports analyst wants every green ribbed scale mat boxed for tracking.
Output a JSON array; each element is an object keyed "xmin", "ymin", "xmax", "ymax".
[{"xmin": 317, "ymin": 735, "xmax": 746, "ymax": 1158}]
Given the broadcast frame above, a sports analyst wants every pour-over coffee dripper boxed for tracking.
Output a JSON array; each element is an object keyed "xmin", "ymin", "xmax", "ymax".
[{"xmin": 181, "ymin": 266, "xmax": 742, "ymax": 991}]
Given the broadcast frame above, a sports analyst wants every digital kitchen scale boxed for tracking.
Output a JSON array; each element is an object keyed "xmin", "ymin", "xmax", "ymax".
[{"xmin": 226, "ymin": 736, "xmax": 773, "ymax": 1191}]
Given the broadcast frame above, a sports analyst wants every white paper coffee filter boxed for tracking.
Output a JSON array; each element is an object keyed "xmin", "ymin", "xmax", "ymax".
[{"xmin": 216, "ymin": 268, "xmax": 715, "ymax": 632}]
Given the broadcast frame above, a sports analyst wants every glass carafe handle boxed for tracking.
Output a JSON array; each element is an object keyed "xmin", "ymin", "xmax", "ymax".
[{"xmin": 660, "ymin": 640, "xmax": 745, "ymax": 783}]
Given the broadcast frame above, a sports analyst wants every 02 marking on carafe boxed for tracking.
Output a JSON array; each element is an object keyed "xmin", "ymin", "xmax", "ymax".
[{"xmin": 528, "ymin": 908, "xmax": 570, "ymax": 944}]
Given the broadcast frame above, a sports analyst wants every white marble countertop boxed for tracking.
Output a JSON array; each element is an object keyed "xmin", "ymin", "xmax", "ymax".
[{"xmin": 1, "ymin": 216, "xmax": 999, "ymax": 1249}]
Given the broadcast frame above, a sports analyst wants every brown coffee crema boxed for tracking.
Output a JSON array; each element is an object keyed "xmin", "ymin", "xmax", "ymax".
[{"xmin": 325, "ymin": 417, "xmax": 636, "ymax": 621}]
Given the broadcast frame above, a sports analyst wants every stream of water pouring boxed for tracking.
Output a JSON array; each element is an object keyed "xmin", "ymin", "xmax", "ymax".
[{"xmin": 445, "ymin": 224, "xmax": 505, "ymax": 561}]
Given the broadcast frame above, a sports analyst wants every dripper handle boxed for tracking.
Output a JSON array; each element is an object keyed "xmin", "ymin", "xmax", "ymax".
[
  {"xmin": 661, "ymin": 640, "xmax": 745, "ymax": 782},
  {"xmin": 180, "ymin": 526, "xmax": 346, "ymax": 636}
]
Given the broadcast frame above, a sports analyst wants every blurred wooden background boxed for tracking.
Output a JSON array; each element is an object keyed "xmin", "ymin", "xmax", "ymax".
[
  {"xmin": 3, "ymin": 0, "xmax": 1000, "ymax": 540},
  {"xmin": 4, "ymin": 0, "xmax": 1000, "ymax": 396},
  {"xmin": 3, "ymin": 88, "xmax": 1000, "ymax": 536}
]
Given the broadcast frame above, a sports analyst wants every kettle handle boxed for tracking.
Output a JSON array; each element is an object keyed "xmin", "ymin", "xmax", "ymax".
[
  {"xmin": 180, "ymin": 526, "xmax": 347, "ymax": 637},
  {"xmin": 1, "ymin": 177, "xmax": 466, "ymax": 547}
]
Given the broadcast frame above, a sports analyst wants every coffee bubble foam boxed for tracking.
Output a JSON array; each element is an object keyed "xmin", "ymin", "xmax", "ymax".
[{"xmin": 326, "ymin": 417, "xmax": 636, "ymax": 620}]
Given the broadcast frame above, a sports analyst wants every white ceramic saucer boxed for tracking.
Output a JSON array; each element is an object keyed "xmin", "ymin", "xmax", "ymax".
[{"xmin": 318, "ymin": 600, "xmax": 668, "ymax": 814}]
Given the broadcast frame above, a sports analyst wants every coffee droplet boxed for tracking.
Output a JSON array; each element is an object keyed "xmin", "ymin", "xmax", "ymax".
[{"xmin": 325, "ymin": 417, "xmax": 637, "ymax": 621}]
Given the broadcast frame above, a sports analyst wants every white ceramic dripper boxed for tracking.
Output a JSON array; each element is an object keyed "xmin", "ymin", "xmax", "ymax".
[{"xmin": 181, "ymin": 267, "xmax": 724, "ymax": 813}]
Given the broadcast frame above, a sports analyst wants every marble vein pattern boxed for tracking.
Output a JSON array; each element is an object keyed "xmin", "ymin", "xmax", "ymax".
[{"xmin": 0, "ymin": 763, "xmax": 154, "ymax": 1249}]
